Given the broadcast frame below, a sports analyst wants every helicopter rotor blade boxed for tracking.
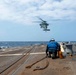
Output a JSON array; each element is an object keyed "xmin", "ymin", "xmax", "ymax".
[
  {"xmin": 32, "ymin": 21, "xmax": 41, "ymax": 23},
  {"xmin": 37, "ymin": 16, "xmax": 45, "ymax": 22}
]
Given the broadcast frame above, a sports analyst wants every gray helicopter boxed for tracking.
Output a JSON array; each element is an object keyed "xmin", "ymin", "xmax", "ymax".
[
  {"xmin": 34, "ymin": 17, "xmax": 50, "ymax": 31},
  {"xmin": 38, "ymin": 17, "xmax": 50, "ymax": 31}
]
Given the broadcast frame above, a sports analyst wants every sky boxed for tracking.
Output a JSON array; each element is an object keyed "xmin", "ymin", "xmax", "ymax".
[{"xmin": 0, "ymin": 0, "xmax": 76, "ymax": 41}]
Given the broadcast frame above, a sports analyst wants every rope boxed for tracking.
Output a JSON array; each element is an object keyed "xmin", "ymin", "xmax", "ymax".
[{"xmin": 26, "ymin": 56, "xmax": 49, "ymax": 71}]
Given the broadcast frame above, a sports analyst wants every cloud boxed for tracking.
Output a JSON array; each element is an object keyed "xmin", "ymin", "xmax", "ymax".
[{"xmin": 0, "ymin": 0, "xmax": 76, "ymax": 25}]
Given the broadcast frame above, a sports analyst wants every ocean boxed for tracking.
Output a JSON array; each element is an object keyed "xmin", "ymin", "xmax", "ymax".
[
  {"xmin": 0, "ymin": 41, "xmax": 48, "ymax": 48},
  {"xmin": 0, "ymin": 41, "xmax": 76, "ymax": 49}
]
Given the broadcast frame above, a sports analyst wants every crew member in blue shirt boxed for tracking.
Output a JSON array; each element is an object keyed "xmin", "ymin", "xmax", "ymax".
[{"xmin": 46, "ymin": 38, "xmax": 60, "ymax": 58}]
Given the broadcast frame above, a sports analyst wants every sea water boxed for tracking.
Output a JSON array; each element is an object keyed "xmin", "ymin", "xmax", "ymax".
[{"xmin": 0, "ymin": 41, "xmax": 48, "ymax": 48}]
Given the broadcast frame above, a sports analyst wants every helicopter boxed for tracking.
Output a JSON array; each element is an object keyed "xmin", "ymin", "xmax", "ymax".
[
  {"xmin": 34, "ymin": 17, "xmax": 50, "ymax": 31},
  {"xmin": 39, "ymin": 17, "xmax": 50, "ymax": 31}
]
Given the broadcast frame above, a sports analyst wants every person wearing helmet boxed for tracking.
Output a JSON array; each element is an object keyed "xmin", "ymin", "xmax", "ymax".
[{"xmin": 46, "ymin": 38, "xmax": 60, "ymax": 59}]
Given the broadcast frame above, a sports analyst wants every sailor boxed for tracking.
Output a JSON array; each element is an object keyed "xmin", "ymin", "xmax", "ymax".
[{"xmin": 46, "ymin": 38, "xmax": 60, "ymax": 59}]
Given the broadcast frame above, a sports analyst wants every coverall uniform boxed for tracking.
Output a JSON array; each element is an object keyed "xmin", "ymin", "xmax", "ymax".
[{"xmin": 46, "ymin": 41, "xmax": 60, "ymax": 58}]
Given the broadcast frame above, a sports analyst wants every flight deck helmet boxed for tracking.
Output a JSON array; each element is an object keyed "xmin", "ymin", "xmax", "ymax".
[{"xmin": 50, "ymin": 38, "xmax": 55, "ymax": 42}]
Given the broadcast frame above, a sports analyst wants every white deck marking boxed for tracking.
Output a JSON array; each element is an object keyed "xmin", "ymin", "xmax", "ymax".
[{"xmin": 0, "ymin": 52, "xmax": 45, "ymax": 56}]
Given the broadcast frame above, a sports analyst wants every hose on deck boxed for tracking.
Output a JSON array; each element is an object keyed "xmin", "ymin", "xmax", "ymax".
[{"xmin": 25, "ymin": 56, "xmax": 49, "ymax": 71}]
